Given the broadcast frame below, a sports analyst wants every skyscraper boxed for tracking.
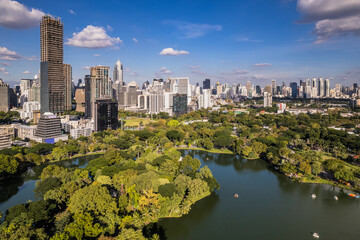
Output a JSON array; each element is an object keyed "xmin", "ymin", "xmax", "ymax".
[
  {"xmin": 318, "ymin": 78, "xmax": 324, "ymax": 97},
  {"xmin": 290, "ymin": 82, "xmax": 297, "ymax": 98},
  {"xmin": 203, "ymin": 79, "xmax": 211, "ymax": 89},
  {"xmin": 0, "ymin": 79, "xmax": 9, "ymax": 112},
  {"xmin": 113, "ymin": 59, "xmax": 123, "ymax": 101},
  {"xmin": 271, "ymin": 80, "xmax": 276, "ymax": 95},
  {"xmin": 324, "ymin": 78, "xmax": 330, "ymax": 97},
  {"xmin": 63, "ymin": 63, "xmax": 72, "ymax": 110},
  {"xmin": 94, "ymin": 99, "xmax": 118, "ymax": 132},
  {"xmin": 113, "ymin": 59, "xmax": 123, "ymax": 86},
  {"xmin": 40, "ymin": 16, "xmax": 64, "ymax": 114},
  {"xmin": 85, "ymin": 66, "xmax": 112, "ymax": 119}
]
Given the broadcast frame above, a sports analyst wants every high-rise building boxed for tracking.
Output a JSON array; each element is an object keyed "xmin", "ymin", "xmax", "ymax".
[
  {"xmin": 264, "ymin": 92, "xmax": 272, "ymax": 107},
  {"xmin": 94, "ymin": 99, "xmax": 118, "ymax": 132},
  {"xmin": 203, "ymin": 79, "xmax": 211, "ymax": 89},
  {"xmin": 0, "ymin": 79, "xmax": 10, "ymax": 112},
  {"xmin": 113, "ymin": 59, "xmax": 123, "ymax": 87},
  {"xmin": 318, "ymin": 78, "xmax": 324, "ymax": 97},
  {"xmin": 85, "ymin": 66, "xmax": 112, "ymax": 119},
  {"xmin": 264, "ymin": 85, "xmax": 272, "ymax": 94},
  {"xmin": 74, "ymin": 88, "xmax": 85, "ymax": 112},
  {"xmin": 324, "ymin": 78, "xmax": 330, "ymax": 97},
  {"xmin": 35, "ymin": 112, "xmax": 66, "ymax": 143},
  {"xmin": 255, "ymin": 85, "xmax": 261, "ymax": 95},
  {"xmin": 271, "ymin": 80, "xmax": 276, "ymax": 95},
  {"xmin": 113, "ymin": 59, "xmax": 123, "ymax": 102},
  {"xmin": 63, "ymin": 64, "xmax": 72, "ymax": 111},
  {"xmin": 173, "ymin": 94, "xmax": 187, "ymax": 116},
  {"xmin": 290, "ymin": 82, "xmax": 298, "ymax": 98},
  {"xmin": 40, "ymin": 16, "xmax": 64, "ymax": 114}
]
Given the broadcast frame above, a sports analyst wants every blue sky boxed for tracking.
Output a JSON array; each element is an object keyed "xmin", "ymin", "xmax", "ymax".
[{"xmin": 0, "ymin": 0, "xmax": 359, "ymax": 87}]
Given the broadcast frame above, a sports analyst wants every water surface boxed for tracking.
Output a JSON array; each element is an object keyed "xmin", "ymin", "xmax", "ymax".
[{"xmin": 158, "ymin": 150, "xmax": 360, "ymax": 240}]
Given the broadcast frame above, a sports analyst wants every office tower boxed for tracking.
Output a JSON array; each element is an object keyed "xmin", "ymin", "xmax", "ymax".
[
  {"xmin": 0, "ymin": 79, "xmax": 9, "ymax": 112},
  {"xmin": 246, "ymin": 81, "xmax": 251, "ymax": 91},
  {"xmin": 118, "ymin": 81, "xmax": 141, "ymax": 108},
  {"xmin": 290, "ymin": 82, "xmax": 298, "ymax": 98},
  {"xmin": 84, "ymin": 75, "xmax": 91, "ymax": 118},
  {"xmin": 113, "ymin": 59, "xmax": 123, "ymax": 102},
  {"xmin": 94, "ymin": 99, "xmax": 118, "ymax": 132},
  {"xmin": 77, "ymin": 79, "xmax": 82, "ymax": 88},
  {"xmin": 255, "ymin": 85, "xmax": 261, "ymax": 95},
  {"xmin": 20, "ymin": 102, "xmax": 41, "ymax": 119},
  {"xmin": 142, "ymin": 80, "xmax": 150, "ymax": 90},
  {"xmin": 173, "ymin": 94, "xmax": 188, "ymax": 116},
  {"xmin": 203, "ymin": 79, "xmax": 211, "ymax": 89},
  {"xmin": 354, "ymin": 83, "xmax": 358, "ymax": 90},
  {"xmin": 74, "ymin": 88, "xmax": 85, "ymax": 112},
  {"xmin": 263, "ymin": 92, "xmax": 272, "ymax": 107},
  {"xmin": 276, "ymin": 85, "xmax": 282, "ymax": 95},
  {"xmin": 216, "ymin": 83, "xmax": 223, "ymax": 95},
  {"xmin": 264, "ymin": 85, "xmax": 272, "ymax": 94},
  {"xmin": 324, "ymin": 78, "xmax": 330, "ymax": 97},
  {"xmin": 335, "ymin": 84, "xmax": 341, "ymax": 97},
  {"xmin": 318, "ymin": 78, "xmax": 324, "ymax": 97},
  {"xmin": 271, "ymin": 80, "xmax": 276, "ymax": 95},
  {"xmin": 203, "ymin": 89, "xmax": 211, "ymax": 108},
  {"xmin": 20, "ymin": 79, "xmax": 33, "ymax": 94},
  {"xmin": 113, "ymin": 59, "xmax": 123, "ymax": 87},
  {"xmin": 63, "ymin": 64, "xmax": 72, "ymax": 111},
  {"xmin": 40, "ymin": 16, "xmax": 64, "ymax": 114},
  {"xmin": 35, "ymin": 112, "xmax": 62, "ymax": 143},
  {"xmin": 174, "ymin": 77, "xmax": 191, "ymax": 104},
  {"xmin": 9, "ymin": 88, "xmax": 18, "ymax": 108},
  {"xmin": 85, "ymin": 66, "xmax": 112, "ymax": 119}
]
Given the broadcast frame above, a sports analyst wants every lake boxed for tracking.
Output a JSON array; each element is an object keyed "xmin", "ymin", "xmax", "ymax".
[
  {"xmin": 158, "ymin": 150, "xmax": 360, "ymax": 240},
  {"xmin": 1, "ymin": 150, "xmax": 359, "ymax": 239},
  {"xmin": 0, "ymin": 154, "xmax": 100, "ymax": 216}
]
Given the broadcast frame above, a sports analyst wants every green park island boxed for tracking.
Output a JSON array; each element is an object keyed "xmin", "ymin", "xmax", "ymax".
[{"xmin": 1, "ymin": 107, "xmax": 360, "ymax": 239}]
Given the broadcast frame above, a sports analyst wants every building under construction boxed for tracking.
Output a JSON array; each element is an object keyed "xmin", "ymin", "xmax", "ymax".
[{"xmin": 40, "ymin": 16, "xmax": 65, "ymax": 114}]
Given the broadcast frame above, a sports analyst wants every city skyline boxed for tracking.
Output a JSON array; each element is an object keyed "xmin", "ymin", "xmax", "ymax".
[{"xmin": 0, "ymin": 0, "xmax": 360, "ymax": 87}]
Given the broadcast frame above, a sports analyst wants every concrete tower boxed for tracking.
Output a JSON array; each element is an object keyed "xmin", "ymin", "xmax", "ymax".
[{"xmin": 40, "ymin": 16, "xmax": 64, "ymax": 114}]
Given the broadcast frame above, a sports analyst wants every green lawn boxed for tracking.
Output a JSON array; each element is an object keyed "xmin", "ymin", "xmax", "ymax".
[
  {"xmin": 177, "ymin": 147, "xmax": 234, "ymax": 154},
  {"xmin": 124, "ymin": 118, "xmax": 152, "ymax": 127}
]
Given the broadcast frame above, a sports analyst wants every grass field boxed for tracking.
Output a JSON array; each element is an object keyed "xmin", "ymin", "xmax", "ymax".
[
  {"xmin": 177, "ymin": 147, "xmax": 234, "ymax": 154},
  {"xmin": 124, "ymin": 118, "xmax": 152, "ymax": 127}
]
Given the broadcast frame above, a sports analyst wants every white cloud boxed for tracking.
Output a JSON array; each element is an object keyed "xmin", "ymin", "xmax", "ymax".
[
  {"xmin": 254, "ymin": 63, "xmax": 272, "ymax": 67},
  {"xmin": 0, "ymin": 46, "xmax": 21, "ymax": 60},
  {"xmin": 81, "ymin": 66, "xmax": 90, "ymax": 70},
  {"xmin": 66, "ymin": 25, "xmax": 123, "ymax": 49},
  {"xmin": 297, "ymin": 0, "xmax": 360, "ymax": 22},
  {"xmin": 69, "ymin": 9, "xmax": 76, "ymax": 15},
  {"xmin": 132, "ymin": 38, "xmax": 138, "ymax": 43},
  {"xmin": 106, "ymin": 25, "xmax": 113, "ymax": 31},
  {"xmin": 0, "ymin": 67, "xmax": 6, "ymax": 72},
  {"xmin": 24, "ymin": 55, "xmax": 38, "ymax": 61},
  {"xmin": 297, "ymin": 0, "xmax": 360, "ymax": 43},
  {"xmin": 165, "ymin": 20, "xmax": 222, "ymax": 38},
  {"xmin": 0, "ymin": 62, "xmax": 10, "ymax": 66},
  {"xmin": 189, "ymin": 65, "xmax": 200, "ymax": 69},
  {"xmin": 234, "ymin": 68, "xmax": 249, "ymax": 74},
  {"xmin": 159, "ymin": 48, "xmax": 189, "ymax": 56},
  {"xmin": 93, "ymin": 54, "xmax": 100, "ymax": 57},
  {"xmin": 0, "ymin": 0, "xmax": 45, "ymax": 29},
  {"xmin": 23, "ymin": 70, "xmax": 30, "ymax": 74},
  {"xmin": 314, "ymin": 15, "xmax": 360, "ymax": 43},
  {"xmin": 159, "ymin": 67, "xmax": 172, "ymax": 74},
  {"xmin": 124, "ymin": 67, "xmax": 138, "ymax": 77},
  {"xmin": 236, "ymin": 37, "xmax": 262, "ymax": 43}
]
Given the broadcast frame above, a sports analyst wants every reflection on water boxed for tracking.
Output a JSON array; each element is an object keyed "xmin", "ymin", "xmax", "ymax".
[
  {"xmin": 0, "ymin": 154, "xmax": 101, "ymax": 215},
  {"xmin": 159, "ymin": 150, "xmax": 360, "ymax": 240}
]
